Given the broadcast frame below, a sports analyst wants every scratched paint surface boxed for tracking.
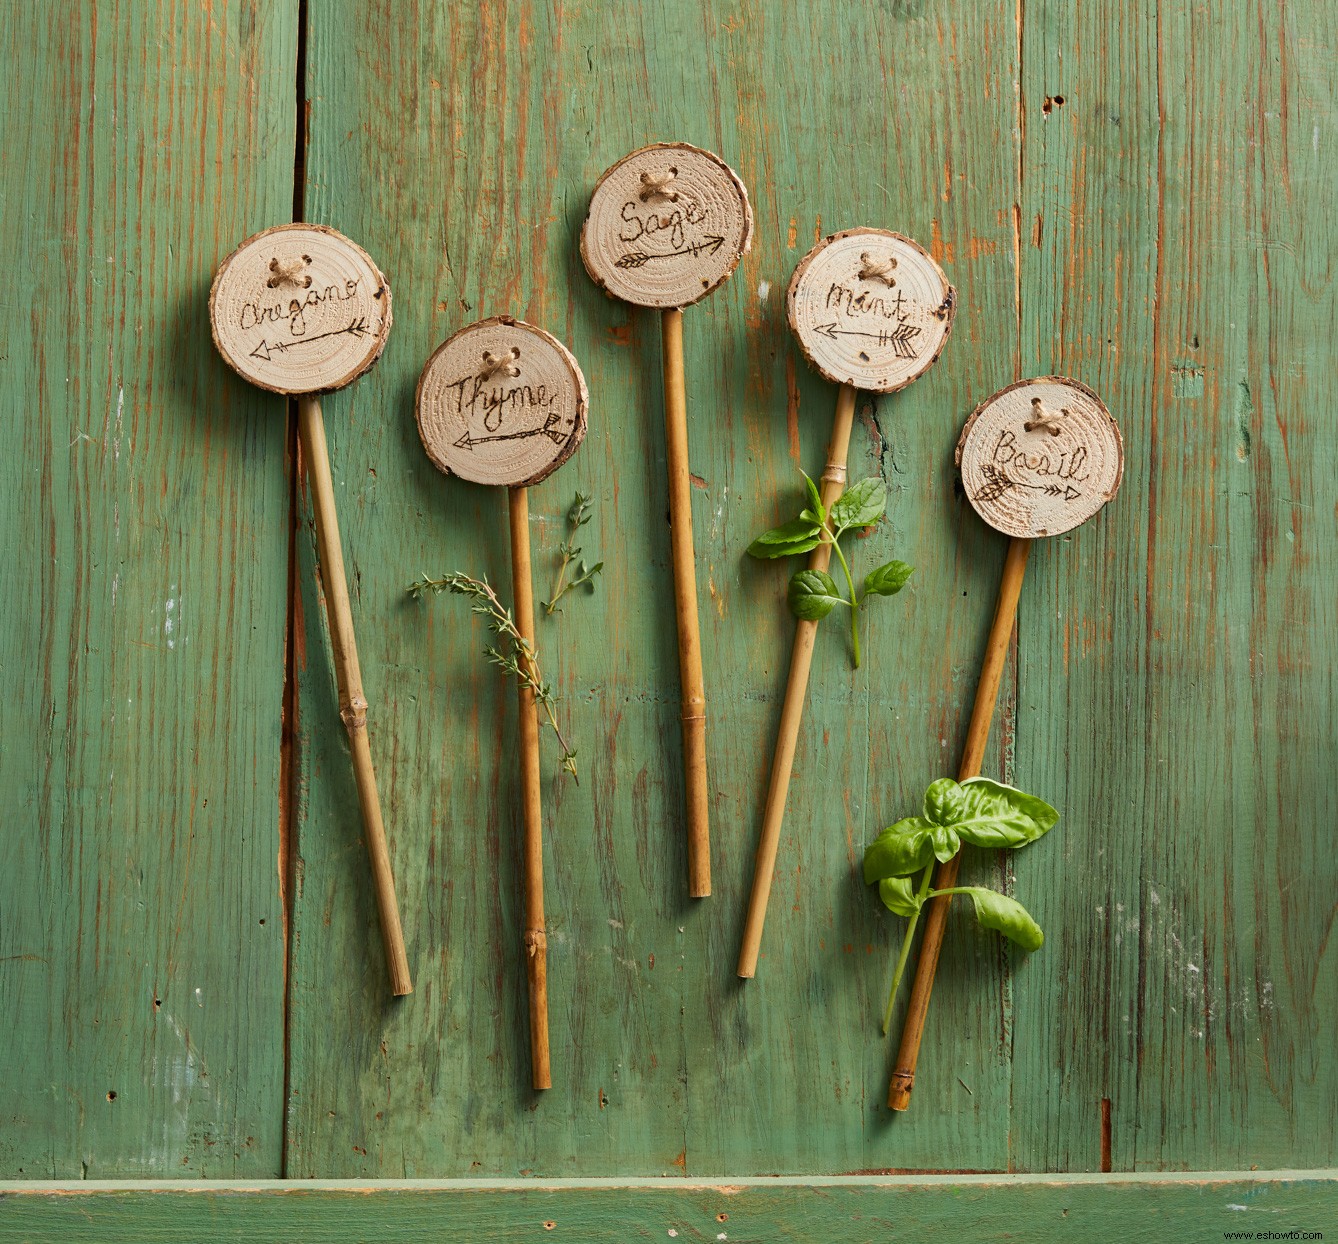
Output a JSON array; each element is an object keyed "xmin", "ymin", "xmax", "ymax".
[{"xmin": 1, "ymin": 0, "xmax": 1334, "ymax": 1185}]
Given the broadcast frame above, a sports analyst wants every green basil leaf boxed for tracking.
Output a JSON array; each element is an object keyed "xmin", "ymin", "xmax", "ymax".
[
  {"xmin": 950, "ymin": 777, "xmax": 1059, "ymax": 850},
  {"xmin": 958, "ymin": 887, "xmax": 1045, "ymax": 951},
  {"xmin": 923, "ymin": 777, "xmax": 967, "ymax": 826},
  {"xmin": 748, "ymin": 534, "xmax": 823, "ymax": 559},
  {"xmin": 930, "ymin": 825, "xmax": 961, "ymax": 862},
  {"xmin": 788, "ymin": 569, "xmax": 844, "ymax": 620},
  {"xmin": 747, "ymin": 518, "xmax": 823, "ymax": 558},
  {"xmin": 801, "ymin": 469, "xmax": 825, "ymax": 522},
  {"xmin": 829, "ymin": 477, "xmax": 887, "ymax": 530},
  {"xmin": 862, "ymin": 817, "xmax": 935, "ymax": 882},
  {"xmin": 879, "ymin": 876, "xmax": 922, "ymax": 918},
  {"xmin": 863, "ymin": 559, "xmax": 914, "ymax": 597}
]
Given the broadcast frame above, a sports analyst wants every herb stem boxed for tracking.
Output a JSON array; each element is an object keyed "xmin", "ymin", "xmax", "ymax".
[
  {"xmin": 881, "ymin": 863, "xmax": 937, "ymax": 1035},
  {"xmin": 829, "ymin": 533, "xmax": 861, "ymax": 669}
]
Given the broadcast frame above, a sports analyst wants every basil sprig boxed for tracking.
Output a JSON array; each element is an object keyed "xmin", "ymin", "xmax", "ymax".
[{"xmin": 863, "ymin": 778, "xmax": 1058, "ymax": 1033}]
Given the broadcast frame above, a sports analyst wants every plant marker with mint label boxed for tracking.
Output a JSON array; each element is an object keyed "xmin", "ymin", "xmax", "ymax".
[
  {"xmin": 736, "ymin": 228, "xmax": 955, "ymax": 980},
  {"xmin": 209, "ymin": 224, "xmax": 411, "ymax": 998}
]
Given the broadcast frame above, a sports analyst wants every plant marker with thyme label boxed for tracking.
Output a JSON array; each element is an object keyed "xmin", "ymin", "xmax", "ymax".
[
  {"xmin": 416, "ymin": 317, "xmax": 589, "ymax": 1091},
  {"xmin": 209, "ymin": 223, "xmax": 411, "ymax": 998},
  {"xmin": 582, "ymin": 142, "xmax": 754, "ymax": 900},
  {"xmin": 887, "ymin": 376, "xmax": 1124, "ymax": 1111},
  {"xmin": 737, "ymin": 228, "xmax": 955, "ymax": 981}
]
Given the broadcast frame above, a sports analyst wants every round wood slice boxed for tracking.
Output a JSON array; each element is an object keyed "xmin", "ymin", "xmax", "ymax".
[
  {"xmin": 416, "ymin": 317, "xmax": 588, "ymax": 488},
  {"xmin": 956, "ymin": 376, "xmax": 1124, "ymax": 538},
  {"xmin": 209, "ymin": 223, "xmax": 392, "ymax": 395},
  {"xmin": 581, "ymin": 142, "xmax": 753, "ymax": 309},
  {"xmin": 787, "ymin": 228, "xmax": 955, "ymax": 392}
]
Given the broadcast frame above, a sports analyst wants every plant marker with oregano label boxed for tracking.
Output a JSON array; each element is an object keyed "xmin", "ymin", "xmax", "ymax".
[
  {"xmin": 209, "ymin": 223, "xmax": 412, "ymax": 997},
  {"xmin": 416, "ymin": 316, "xmax": 589, "ymax": 1091},
  {"xmin": 582, "ymin": 142, "xmax": 754, "ymax": 899},
  {"xmin": 736, "ymin": 229, "xmax": 955, "ymax": 979},
  {"xmin": 886, "ymin": 375, "xmax": 1124, "ymax": 1110}
]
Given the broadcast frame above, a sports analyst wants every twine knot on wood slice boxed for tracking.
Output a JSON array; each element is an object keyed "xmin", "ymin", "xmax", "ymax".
[
  {"xmin": 857, "ymin": 251, "xmax": 898, "ymax": 287},
  {"xmin": 267, "ymin": 254, "xmax": 313, "ymax": 288},
  {"xmin": 480, "ymin": 346, "xmax": 522, "ymax": 381},
  {"xmin": 1023, "ymin": 397, "xmax": 1067, "ymax": 436},
  {"xmin": 638, "ymin": 166, "xmax": 679, "ymax": 202}
]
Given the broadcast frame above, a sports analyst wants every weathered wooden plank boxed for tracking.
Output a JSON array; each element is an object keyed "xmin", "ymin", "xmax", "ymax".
[
  {"xmin": 2, "ymin": 1173, "xmax": 1335, "ymax": 1240},
  {"xmin": 0, "ymin": 3, "xmax": 297, "ymax": 1176},
  {"xmin": 1010, "ymin": 0, "xmax": 1338, "ymax": 1170},
  {"xmin": 286, "ymin": 0, "xmax": 1022, "ymax": 1176}
]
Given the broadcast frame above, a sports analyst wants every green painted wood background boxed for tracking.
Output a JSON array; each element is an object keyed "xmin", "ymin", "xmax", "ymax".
[{"xmin": 1, "ymin": 0, "xmax": 1334, "ymax": 1198}]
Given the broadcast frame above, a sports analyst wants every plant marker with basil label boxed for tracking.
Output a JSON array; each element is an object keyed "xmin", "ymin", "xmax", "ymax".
[
  {"xmin": 885, "ymin": 375, "xmax": 1124, "ymax": 1111},
  {"xmin": 582, "ymin": 142, "xmax": 754, "ymax": 900},
  {"xmin": 209, "ymin": 223, "xmax": 412, "ymax": 997},
  {"xmin": 736, "ymin": 229, "xmax": 955, "ymax": 980},
  {"xmin": 416, "ymin": 316, "xmax": 589, "ymax": 1091}
]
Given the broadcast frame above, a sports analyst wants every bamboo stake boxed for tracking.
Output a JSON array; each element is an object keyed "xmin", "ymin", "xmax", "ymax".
[
  {"xmin": 509, "ymin": 485, "xmax": 552, "ymax": 1091},
  {"xmin": 737, "ymin": 383, "xmax": 858, "ymax": 978},
  {"xmin": 297, "ymin": 395, "xmax": 412, "ymax": 997},
  {"xmin": 661, "ymin": 307, "xmax": 712, "ymax": 899},
  {"xmin": 887, "ymin": 535, "xmax": 1031, "ymax": 1109}
]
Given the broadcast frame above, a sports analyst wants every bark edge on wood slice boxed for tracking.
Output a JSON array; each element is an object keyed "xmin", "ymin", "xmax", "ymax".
[
  {"xmin": 956, "ymin": 376, "xmax": 1124, "ymax": 538},
  {"xmin": 581, "ymin": 142, "xmax": 753, "ymax": 310},
  {"xmin": 209, "ymin": 223, "xmax": 392, "ymax": 396},
  {"xmin": 787, "ymin": 228, "xmax": 955, "ymax": 393}
]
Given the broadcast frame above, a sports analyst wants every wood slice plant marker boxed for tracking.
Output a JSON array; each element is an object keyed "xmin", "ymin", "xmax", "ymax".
[
  {"xmin": 737, "ymin": 229, "xmax": 955, "ymax": 979},
  {"xmin": 415, "ymin": 316, "xmax": 589, "ymax": 1091},
  {"xmin": 581, "ymin": 142, "xmax": 754, "ymax": 899},
  {"xmin": 886, "ymin": 375, "xmax": 1124, "ymax": 1110},
  {"xmin": 209, "ymin": 223, "xmax": 412, "ymax": 996}
]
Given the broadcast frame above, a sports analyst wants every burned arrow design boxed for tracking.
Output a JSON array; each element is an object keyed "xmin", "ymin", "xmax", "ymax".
[
  {"xmin": 454, "ymin": 411, "xmax": 569, "ymax": 451},
  {"xmin": 615, "ymin": 235, "xmax": 726, "ymax": 269},
  {"xmin": 813, "ymin": 321, "xmax": 921, "ymax": 359},
  {"xmin": 249, "ymin": 317, "xmax": 369, "ymax": 362},
  {"xmin": 973, "ymin": 462, "xmax": 1082, "ymax": 505}
]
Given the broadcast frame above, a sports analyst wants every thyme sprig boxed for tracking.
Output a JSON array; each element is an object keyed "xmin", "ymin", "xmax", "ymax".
[
  {"xmin": 409, "ymin": 571, "xmax": 579, "ymax": 782},
  {"xmin": 543, "ymin": 492, "xmax": 603, "ymax": 614}
]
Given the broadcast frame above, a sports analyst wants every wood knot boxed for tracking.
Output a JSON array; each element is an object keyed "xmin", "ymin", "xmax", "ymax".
[
  {"xmin": 638, "ymin": 166, "xmax": 679, "ymax": 203},
  {"xmin": 821, "ymin": 462, "xmax": 848, "ymax": 484},
  {"xmin": 480, "ymin": 346, "xmax": 521, "ymax": 381},
  {"xmin": 890, "ymin": 1069, "xmax": 915, "ymax": 1092},
  {"xmin": 858, "ymin": 251, "xmax": 897, "ymax": 287},
  {"xmin": 524, "ymin": 928, "xmax": 547, "ymax": 957},
  {"xmin": 1023, "ymin": 397, "xmax": 1067, "ymax": 436},
  {"xmin": 267, "ymin": 254, "xmax": 313, "ymax": 288}
]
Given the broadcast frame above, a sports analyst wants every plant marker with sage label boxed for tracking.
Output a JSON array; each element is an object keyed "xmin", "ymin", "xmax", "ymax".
[
  {"xmin": 887, "ymin": 375, "xmax": 1123, "ymax": 1111},
  {"xmin": 737, "ymin": 228, "xmax": 955, "ymax": 979},
  {"xmin": 416, "ymin": 316, "xmax": 589, "ymax": 1091},
  {"xmin": 209, "ymin": 223, "xmax": 411, "ymax": 997},
  {"xmin": 582, "ymin": 142, "xmax": 753, "ymax": 900}
]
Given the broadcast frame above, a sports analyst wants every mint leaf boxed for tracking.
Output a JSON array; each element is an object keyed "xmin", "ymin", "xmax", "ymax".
[
  {"xmin": 801, "ymin": 469, "xmax": 825, "ymax": 523},
  {"xmin": 829, "ymin": 478, "xmax": 887, "ymax": 530},
  {"xmin": 787, "ymin": 569, "xmax": 844, "ymax": 620},
  {"xmin": 747, "ymin": 518, "xmax": 823, "ymax": 559},
  {"xmin": 864, "ymin": 560, "xmax": 914, "ymax": 597},
  {"xmin": 863, "ymin": 816, "xmax": 935, "ymax": 881},
  {"xmin": 879, "ymin": 876, "xmax": 922, "ymax": 918},
  {"xmin": 958, "ymin": 887, "xmax": 1045, "ymax": 951},
  {"xmin": 949, "ymin": 778, "xmax": 1059, "ymax": 850}
]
